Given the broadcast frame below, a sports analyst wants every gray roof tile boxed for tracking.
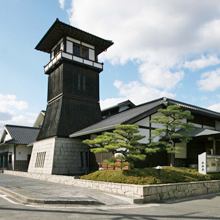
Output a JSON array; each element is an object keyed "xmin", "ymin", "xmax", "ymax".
[
  {"xmin": 70, "ymin": 97, "xmax": 220, "ymax": 138},
  {"xmin": 70, "ymin": 98, "xmax": 164, "ymax": 137},
  {"xmin": 4, "ymin": 125, "xmax": 40, "ymax": 145}
]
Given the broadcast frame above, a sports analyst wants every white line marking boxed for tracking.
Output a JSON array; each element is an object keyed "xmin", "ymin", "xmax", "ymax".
[{"xmin": 0, "ymin": 195, "xmax": 19, "ymax": 205}]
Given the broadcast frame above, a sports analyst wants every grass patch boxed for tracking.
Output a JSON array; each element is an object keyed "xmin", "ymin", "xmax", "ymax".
[{"xmin": 80, "ymin": 167, "xmax": 220, "ymax": 185}]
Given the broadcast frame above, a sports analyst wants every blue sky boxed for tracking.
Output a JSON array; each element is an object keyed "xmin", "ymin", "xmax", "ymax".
[{"xmin": 1, "ymin": 0, "xmax": 220, "ymax": 131}]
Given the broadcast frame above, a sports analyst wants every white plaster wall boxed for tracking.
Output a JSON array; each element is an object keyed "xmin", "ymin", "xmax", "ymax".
[
  {"xmin": 136, "ymin": 117, "xmax": 150, "ymax": 127},
  {"xmin": 66, "ymin": 41, "xmax": 73, "ymax": 53},
  {"xmin": 89, "ymin": 49, "xmax": 95, "ymax": 61},
  {"xmin": 67, "ymin": 36, "xmax": 80, "ymax": 44},
  {"xmin": 16, "ymin": 145, "xmax": 32, "ymax": 160},
  {"xmin": 28, "ymin": 137, "xmax": 55, "ymax": 174},
  {"xmin": 151, "ymin": 112, "xmax": 165, "ymax": 129},
  {"xmin": 138, "ymin": 128, "xmax": 150, "ymax": 144}
]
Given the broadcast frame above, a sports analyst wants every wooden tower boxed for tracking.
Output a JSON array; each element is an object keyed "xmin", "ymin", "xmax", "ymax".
[
  {"xmin": 28, "ymin": 19, "xmax": 113, "ymax": 175},
  {"xmin": 36, "ymin": 19, "xmax": 113, "ymax": 140}
]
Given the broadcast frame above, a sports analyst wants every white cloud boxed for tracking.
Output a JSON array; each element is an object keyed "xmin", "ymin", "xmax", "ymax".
[
  {"xmin": 100, "ymin": 80, "xmax": 176, "ymax": 109},
  {"xmin": 116, "ymin": 81, "xmax": 176, "ymax": 104},
  {"xmin": 0, "ymin": 94, "xmax": 28, "ymax": 111},
  {"xmin": 6, "ymin": 115, "xmax": 35, "ymax": 126},
  {"xmin": 100, "ymin": 98, "xmax": 126, "ymax": 110},
  {"xmin": 0, "ymin": 114, "xmax": 35, "ymax": 134},
  {"xmin": 67, "ymin": 1, "xmax": 220, "ymax": 103},
  {"xmin": 208, "ymin": 103, "xmax": 220, "ymax": 112},
  {"xmin": 0, "ymin": 94, "xmax": 36, "ymax": 133},
  {"xmin": 59, "ymin": 0, "xmax": 65, "ymax": 9},
  {"xmin": 139, "ymin": 63, "xmax": 184, "ymax": 90},
  {"xmin": 113, "ymin": 80, "xmax": 123, "ymax": 89},
  {"xmin": 198, "ymin": 69, "xmax": 220, "ymax": 91},
  {"xmin": 68, "ymin": 1, "xmax": 220, "ymax": 64},
  {"xmin": 183, "ymin": 55, "xmax": 220, "ymax": 71}
]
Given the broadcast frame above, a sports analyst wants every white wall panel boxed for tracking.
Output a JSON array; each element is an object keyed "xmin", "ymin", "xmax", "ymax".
[
  {"xmin": 84, "ymin": 60, "xmax": 93, "ymax": 66},
  {"xmin": 67, "ymin": 36, "xmax": 80, "ymax": 44},
  {"xmin": 16, "ymin": 145, "xmax": 32, "ymax": 160},
  {"xmin": 66, "ymin": 41, "xmax": 73, "ymax": 53},
  {"xmin": 138, "ymin": 128, "xmax": 150, "ymax": 144},
  {"xmin": 136, "ymin": 117, "xmax": 149, "ymax": 127},
  {"xmin": 82, "ymin": 42, "xmax": 94, "ymax": 49},
  {"xmin": 151, "ymin": 112, "xmax": 165, "ymax": 129},
  {"xmin": 89, "ymin": 49, "xmax": 95, "ymax": 61},
  {"xmin": 73, "ymin": 56, "xmax": 83, "ymax": 63}
]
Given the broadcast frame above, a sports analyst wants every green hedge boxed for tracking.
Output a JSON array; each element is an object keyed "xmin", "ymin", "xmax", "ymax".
[{"xmin": 80, "ymin": 167, "xmax": 220, "ymax": 185}]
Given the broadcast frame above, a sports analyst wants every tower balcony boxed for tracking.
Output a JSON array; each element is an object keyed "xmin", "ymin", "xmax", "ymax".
[{"xmin": 44, "ymin": 51, "xmax": 103, "ymax": 74}]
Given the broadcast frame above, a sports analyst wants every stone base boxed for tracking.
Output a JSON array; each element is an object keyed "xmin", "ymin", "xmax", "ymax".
[{"xmin": 28, "ymin": 137, "xmax": 89, "ymax": 175}]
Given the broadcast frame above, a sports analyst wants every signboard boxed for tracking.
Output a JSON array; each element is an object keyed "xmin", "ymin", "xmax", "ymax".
[{"xmin": 198, "ymin": 152, "xmax": 207, "ymax": 175}]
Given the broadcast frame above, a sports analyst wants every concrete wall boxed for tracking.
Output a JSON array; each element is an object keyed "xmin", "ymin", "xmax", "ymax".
[
  {"xmin": 28, "ymin": 137, "xmax": 89, "ymax": 175},
  {"xmin": 4, "ymin": 170, "xmax": 220, "ymax": 203},
  {"xmin": 28, "ymin": 137, "xmax": 55, "ymax": 174}
]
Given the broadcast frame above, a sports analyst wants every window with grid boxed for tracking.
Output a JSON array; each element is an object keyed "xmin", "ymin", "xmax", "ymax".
[{"xmin": 35, "ymin": 152, "xmax": 46, "ymax": 168}]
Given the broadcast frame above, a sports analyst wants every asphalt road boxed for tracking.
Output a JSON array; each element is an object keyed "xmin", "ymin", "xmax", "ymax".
[{"xmin": 0, "ymin": 192, "xmax": 220, "ymax": 220}]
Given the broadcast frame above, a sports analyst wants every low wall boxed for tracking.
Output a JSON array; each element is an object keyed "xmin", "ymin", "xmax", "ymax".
[{"xmin": 3, "ymin": 170, "xmax": 220, "ymax": 203}]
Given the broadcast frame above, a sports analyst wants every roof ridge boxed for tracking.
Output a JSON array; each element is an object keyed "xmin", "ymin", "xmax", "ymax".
[
  {"xmin": 167, "ymin": 98, "xmax": 220, "ymax": 115},
  {"xmin": 135, "ymin": 97, "xmax": 164, "ymax": 108},
  {"xmin": 5, "ymin": 124, "xmax": 40, "ymax": 130}
]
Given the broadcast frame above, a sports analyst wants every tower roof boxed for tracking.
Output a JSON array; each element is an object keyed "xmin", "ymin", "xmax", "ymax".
[{"xmin": 35, "ymin": 19, "xmax": 113, "ymax": 55}]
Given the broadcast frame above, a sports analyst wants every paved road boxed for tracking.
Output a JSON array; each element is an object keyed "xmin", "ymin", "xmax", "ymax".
[{"xmin": 0, "ymin": 192, "xmax": 220, "ymax": 219}]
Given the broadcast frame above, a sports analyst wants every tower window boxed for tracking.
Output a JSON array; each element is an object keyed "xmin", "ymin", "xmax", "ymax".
[
  {"xmin": 73, "ymin": 44, "xmax": 88, "ymax": 59},
  {"xmin": 82, "ymin": 48, "xmax": 88, "ymax": 59},
  {"xmin": 73, "ymin": 45, "xmax": 80, "ymax": 57}
]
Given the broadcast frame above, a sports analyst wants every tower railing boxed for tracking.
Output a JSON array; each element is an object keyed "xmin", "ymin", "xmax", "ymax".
[{"xmin": 44, "ymin": 51, "xmax": 103, "ymax": 73}]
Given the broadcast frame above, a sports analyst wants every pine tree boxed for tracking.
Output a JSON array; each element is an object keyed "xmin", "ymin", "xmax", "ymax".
[
  {"xmin": 83, "ymin": 125, "xmax": 146, "ymax": 168},
  {"xmin": 148, "ymin": 105, "xmax": 194, "ymax": 166}
]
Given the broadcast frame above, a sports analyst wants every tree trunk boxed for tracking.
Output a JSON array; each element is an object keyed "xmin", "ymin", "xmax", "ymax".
[{"xmin": 170, "ymin": 153, "xmax": 175, "ymax": 167}]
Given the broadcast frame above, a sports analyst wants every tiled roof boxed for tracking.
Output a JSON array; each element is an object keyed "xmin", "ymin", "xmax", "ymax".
[
  {"xmin": 35, "ymin": 19, "xmax": 113, "ymax": 55},
  {"xmin": 168, "ymin": 99, "xmax": 220, "ymax": 118},
  {"xmin": 70, "ymin": 98, "xmax": 165, "ymax": 137},
  {"xmin": 70, "ymin": 97, "xmax": 220, "ymax": 138},
  {"xmin": 3, "ymin": 125, "xmax": 40, "ymax": 145}
]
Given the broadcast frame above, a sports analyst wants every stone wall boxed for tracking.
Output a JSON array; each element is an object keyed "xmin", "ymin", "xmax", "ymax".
[
  {"xmin": 4, "ymin": 170, "xmax": 220, "ymax": 203},
  {"xmin": 52, "ymin": 138, "xmax": 89, "ymax": 175}
]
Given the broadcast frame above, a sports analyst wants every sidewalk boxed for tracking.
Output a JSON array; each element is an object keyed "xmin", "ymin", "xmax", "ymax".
[{"xmin": 0, "ymin": 173, "xmax": 132, "ymax": 205}]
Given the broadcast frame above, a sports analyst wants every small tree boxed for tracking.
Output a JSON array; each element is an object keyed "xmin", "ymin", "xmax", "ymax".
[
  {"xmin": 149, "ymin": 105, "xmax": 194, "ymax": 166},
  {"xmin": 83, "ymin": 124, "xmax": 146, "ymax": 169}
]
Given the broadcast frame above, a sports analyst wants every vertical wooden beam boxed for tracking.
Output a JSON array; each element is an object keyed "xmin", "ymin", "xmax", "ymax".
[{"xmin": 213, "ymin": 139, "xmax": 216, "ymax": 155}]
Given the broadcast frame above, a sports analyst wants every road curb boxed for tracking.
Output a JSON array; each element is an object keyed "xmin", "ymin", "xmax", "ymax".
[{"xmin": 0, "ymin": 186, "xmax": 103, "ymax": 205}]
